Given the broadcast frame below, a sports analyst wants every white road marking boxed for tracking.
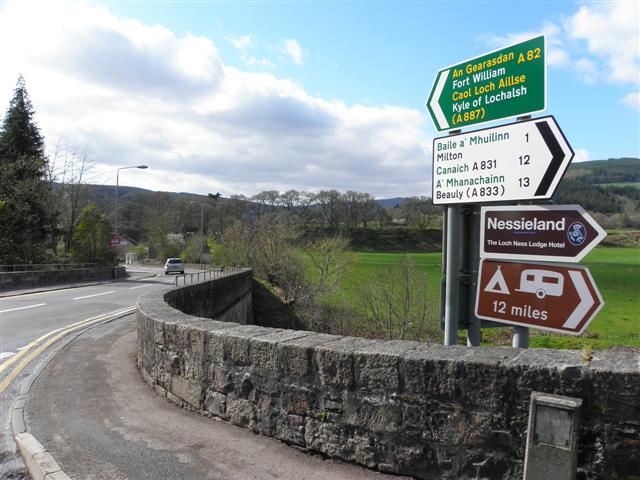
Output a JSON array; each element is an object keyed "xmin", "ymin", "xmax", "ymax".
[
  {"xmin": 0, "ymin": 352, "xmax": 15, "ymax": 361},
  {"xmin": 72, "ymin": 291, "xmax": 116, "ymax": 300},
  {"xmin": 128, "ymin": 284, "xmax": 151, "ymax": 290},
  {"xmin": 0, "ymin": 303, "xmax": 47, "ymax": 314}
]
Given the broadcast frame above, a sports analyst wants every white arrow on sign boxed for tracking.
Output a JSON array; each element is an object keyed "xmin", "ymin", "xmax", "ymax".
[
  {"xmin": 428, "ymin": 69, "xmax": 450, "ymax": 131},
  {"xmin": 563, "ymin": 270, "xmax": 595, "ymax": 329},
  {"xmin": 432, "ymin": 116, "xmax": 574, "ymax": 205}
]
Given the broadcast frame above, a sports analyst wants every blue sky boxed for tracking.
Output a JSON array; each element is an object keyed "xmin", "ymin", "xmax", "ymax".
[{"xmin": 0, "ymin": 0, "xmax": 638, "ymax": 197}]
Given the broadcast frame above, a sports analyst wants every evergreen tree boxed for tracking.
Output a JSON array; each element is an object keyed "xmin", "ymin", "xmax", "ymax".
[{"xmin": 0, "ymin": 76, "xmax": 50, "ymax": 264}]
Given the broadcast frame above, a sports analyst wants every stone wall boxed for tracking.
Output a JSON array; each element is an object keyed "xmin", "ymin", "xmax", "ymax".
[
  {"xmin": 0, "ymin": 266, "xmax": 127, "ymax": 291},
  {"xmin": 136, "ymin": 270, "xmax": 640, "ymax": 480}
]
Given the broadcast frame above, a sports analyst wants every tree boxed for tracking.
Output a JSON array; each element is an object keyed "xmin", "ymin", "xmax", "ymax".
[
  {"xmin": 315, "ymin": 189, "xmax": 342, "ymax": 230},
  {"xmin": 70, "ymin": 203, "xmax": 114, "ymax": 264},
  {"xmin": 0, "ymin": 76, "xmax": 50, "ymax": 264},
  {"xmin": 360, "ymin": 256, "xmax": 438, "ymax": 341},
  {"xmin": 400, "ymin": 196, "xmax": 440, "ymax": 231},
  {"xmin": 45, "ymin": 139, "xmax": 93, "ymax": 257},
  {"xmin": 304, "ymin": 235, "xmax": 354, "ymax": 294}
]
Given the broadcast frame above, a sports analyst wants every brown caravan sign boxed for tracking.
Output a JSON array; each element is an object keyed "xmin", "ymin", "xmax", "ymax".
[
  {"xmin": 480, "ymin": 205, "xmax": 606, "ymax": 262},
  {"xmin": 475, "ymin": 260, "xmax": 604, "ymax": 335}
]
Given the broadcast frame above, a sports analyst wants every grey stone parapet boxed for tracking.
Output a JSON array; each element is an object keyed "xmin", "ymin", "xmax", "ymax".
[
  {"xmin": 136, "ymin": 269, "xmax": 640, "ymax": 480},
  {"xmin": 0, "ymin": 265, "xmax": 127, "ymax": 290}
]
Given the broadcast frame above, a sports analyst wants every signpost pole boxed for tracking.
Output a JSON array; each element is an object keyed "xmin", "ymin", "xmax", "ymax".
[
  {"xmin": 512, "ymin": 326, "xmax": 529, "ymax": 348},
  {"xmin": 466, "ymin": 205, "xmax": 482, "ymax": 346},
  {"xmin": 444, "ymin": 204, "xmax": 460, "ymax": 346}
]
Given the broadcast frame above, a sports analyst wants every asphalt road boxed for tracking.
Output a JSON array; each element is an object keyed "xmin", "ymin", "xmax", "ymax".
[
  {"xmin": 0, "ymin": 266, "xmax": 178, "ymax": 478},
  {"xmin": 24, "ymin": 307, "xmax": 409, "ymax": 479}
]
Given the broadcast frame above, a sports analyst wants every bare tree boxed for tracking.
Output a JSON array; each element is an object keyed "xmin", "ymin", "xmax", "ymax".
[
  {"xmin": 45, "ymin": 139, "xmax": 94, "ymax": 256},
  {"xmin": 360, "ymin": 256, "xmax": 438, "ymax": 341},
  {"xmin": 400, "ymin": 196, "xmax": 440, "ymax": 231},
  {"xmin": 304, "ymin": 235, "xmax": 354, "ymax": 293},
  {"xmin": 280, "ymin": 189, "xmax": 300, "ymax": 211},
  {"xmin": 315, "ymin": 189, "xmax": 342, "ymax": 230}
]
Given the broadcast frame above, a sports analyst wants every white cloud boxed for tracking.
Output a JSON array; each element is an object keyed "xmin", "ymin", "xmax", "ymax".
[
  {"xmin": 283, "ymin": 38, "xmax": 303, "ymax": 65},
  {"xmin": 574, "ymin": 57, "xmax": 599, "ymax": 84},
  {"xmin": 573, "ymin": 148, "xmax": 590, "ymax": 163},
  {"xmin": 231, "ymin": 34, "xmax": 252, "ymax": 49},
  {"xmin": 567, "ymin": 2, "xmax": 639, "ymax": 85},
  {"xmin": 0, "ymin": 0, "xmax": 430, "ymax": 198},
  {"xmin": 241, "ymin": 55, "xmax": 275, "ymax": 68},
  {"xmin": 481, "ymin": 22, "xmax": 569, "ymax": 67},
  {"xmin": 482, "ymin": 2, "xmax": 639, "ymax": 108},
  {"xmin": 622, "ymin": 91, "xmax": 640, "ymax": 110}
]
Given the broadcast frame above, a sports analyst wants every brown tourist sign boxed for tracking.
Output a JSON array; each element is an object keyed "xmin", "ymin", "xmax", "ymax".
[
  {"xmin": 475, "ymin": 259, "xmax": 604, "ymax": 335},
  {"xmin": 480, "ymin": 205, "xmax": 606, "ymax": 262}
]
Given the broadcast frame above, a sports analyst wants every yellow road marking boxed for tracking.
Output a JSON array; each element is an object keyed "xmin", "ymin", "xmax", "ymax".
[
  {"xmin": 0, "ymin": 306, "xmax": 135, "ymax": 394},
  {"xmin": 0, "ymin": 307, "xmax": 133, "ymax": 374}
]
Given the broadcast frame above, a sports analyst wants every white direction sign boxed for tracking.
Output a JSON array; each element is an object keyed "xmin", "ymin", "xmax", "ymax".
[{"xmin": 432, "ymin": 116, "xmax": 573, "ymax": 205}]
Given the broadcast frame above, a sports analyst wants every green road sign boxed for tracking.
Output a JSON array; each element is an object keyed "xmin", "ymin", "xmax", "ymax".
[{"xmin": 426, "ymin": 36, "xmax": 546, "ymax": 132}]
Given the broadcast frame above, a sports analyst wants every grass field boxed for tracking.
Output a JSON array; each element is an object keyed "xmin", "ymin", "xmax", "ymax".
[{"xmin": 338, "ymin": 246, "xmax": 639, "ymax": 350}]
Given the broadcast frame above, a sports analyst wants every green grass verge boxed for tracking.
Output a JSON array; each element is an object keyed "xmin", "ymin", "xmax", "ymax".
[{"xmin": 338, "ymin": 247, "xmax": 639, "ymax": 350}]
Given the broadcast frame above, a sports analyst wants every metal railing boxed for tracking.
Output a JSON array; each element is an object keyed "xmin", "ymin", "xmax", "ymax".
[
  {"xmin": 0, "ymin": 263, "xmax": 99, "ymax": 273},
  {"xmin": 172, "ymin": 266, "xmax": 250, "ymax": 287}
]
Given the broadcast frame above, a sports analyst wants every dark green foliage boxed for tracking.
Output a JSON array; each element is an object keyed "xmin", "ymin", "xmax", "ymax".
[
  {"xmin": 554, "ymin": 179, "xmax": 623, "ymax": 213},
  {"xmin": 70, "ymin": 203, "xmax": 115, "ymax": 264},
  {"xmin": 553, "ymin": 158, "xmax": 640, "ymax": 215},
  {"xmin": 565, "ymin": 158, "xmax": 640, "ymax": 184},
  {"xmin": 0, "ymin": 76, "xmax": 50, "ymax": 264}
]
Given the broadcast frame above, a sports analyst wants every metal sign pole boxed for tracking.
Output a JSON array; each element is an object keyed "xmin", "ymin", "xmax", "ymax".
[
  {"xmin": 466, "ymin": 204, "xmax": 481, "ymax": 346},
  {"xmin": 444, "ymin": 204, "xmax": 461, "ymax": 346}
]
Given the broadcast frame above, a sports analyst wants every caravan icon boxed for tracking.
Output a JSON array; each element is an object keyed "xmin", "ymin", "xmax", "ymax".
[{"xmin": 516, "ymin": 269, "xmax": 564, "ymax": 299}]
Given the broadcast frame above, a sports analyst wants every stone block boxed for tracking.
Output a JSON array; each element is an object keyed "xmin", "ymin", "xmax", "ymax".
[
  {"xmin": 401, "ymin": 343, "xmax": 471, "ymax": 396},
  {"xmin": 304, "ymin": 417, "xmax": 348, "ymax": 458},
  {"xmin": 275, "ymin": 414, "xmax": 305, "ymax": 446},
  {"xmin": 223, "ymin": 325, "xmax": 278, "ymax": 365},
  {"xmin": 303, "ymin": 418, "xmax": 377, "ymax": 468},
  {"xmin": 169, "ymin": 374, "xmax": 202, "ymax": 409},
  {"xmin": 249, "ymin": 330, "xmax": 309, "ymax": 373},
  {"xmin": 315, "ymin": 337, "xmax": 376, "ymax": 388},
  {"xmin": 250, "ymin": 391, "xmax": 278, "ymax": 435},
  {"xmin": 152, "ymin": 317, "xmax": 164, "ymax": 345},
  {"xmin": 204, "ymin": 391, "xmax": 226, "ymax": 417},
  {"xmin": 587, "ymin": 351, "xmax": 640, "ymax": 422},
  {"xmin": 282, "ymin": 385, "xmax": 316, "ymax": 416},
  {"xmin": 277, "ymin": 333, "xmax": 338, "ymax": 379},
  {"xmin": 210, "ymin": 366, "xmax": 234, "ymax": 394},
  {"xmin": 343, "ymin": 393, "xmax": 402, "ymax": 433},
  {"xmin": 354, "ymin": 340, "xmax": 417, "ymax": 391},
  {"xmin": 226, "ymin": 397, "xmax": 253, "ymax": 427},
  {"xmin": 509, "ymin": 349, "xmax": 586, "ymax": 403}
]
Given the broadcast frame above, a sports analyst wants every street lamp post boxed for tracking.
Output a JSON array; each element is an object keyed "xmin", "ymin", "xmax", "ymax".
[
  {"xmin": 191, "ymin": 201, "xmax": 205, "ymax": 269},
  {"xmin": 115, "ymin": 164, "xmax": 148, "ymax": 243},
  {"xmin": 199, "ymin": 203, "xmax": 204, "ymax": 268}
]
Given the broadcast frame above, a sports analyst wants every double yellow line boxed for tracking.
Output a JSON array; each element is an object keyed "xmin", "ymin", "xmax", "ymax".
[{"xmin": 0, "ymin": 306, "xmax": 136, "ymax": 395}]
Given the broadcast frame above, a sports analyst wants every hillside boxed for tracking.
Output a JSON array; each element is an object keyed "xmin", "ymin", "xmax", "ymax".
[
  {"xmin": 552, "ymin": 158, "xmax": 640, "ymax": 230},
  {"xmin": 75, "ymin": 157, "xmax": 638, "ymax": 252}
]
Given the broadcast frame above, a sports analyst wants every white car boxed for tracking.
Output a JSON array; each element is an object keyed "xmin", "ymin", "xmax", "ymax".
[{"xmin": 164, "ymin": 258, "xmax": 184, "ymax": 275}]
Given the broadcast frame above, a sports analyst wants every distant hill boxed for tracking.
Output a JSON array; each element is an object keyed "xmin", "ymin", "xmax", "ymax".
[
  {"xmin": 553, "ymin": 158, "xmax": 640, "ymax": 217},
  {"xmin": 82, "ymin": 157, "xmax": 639, "ymax": 219},
  {"xmin": 562, "ymin": 157, "xmax": 640, "ymax": 184},
  {"xmin": 375, "ymin": 197, "xmax": 404, "ymax": 208}
]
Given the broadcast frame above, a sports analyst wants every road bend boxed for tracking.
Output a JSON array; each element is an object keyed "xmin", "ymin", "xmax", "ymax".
[
  {"xmin": 24, "ymin": 314, "xmax": 410, "ymax": 480},
  {"xmin": 0, "ymin": 268, "xmax": 176, "ymax": 478}
]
